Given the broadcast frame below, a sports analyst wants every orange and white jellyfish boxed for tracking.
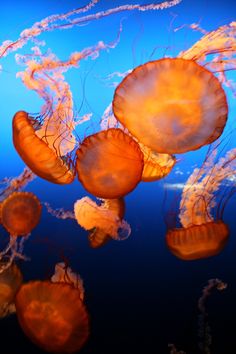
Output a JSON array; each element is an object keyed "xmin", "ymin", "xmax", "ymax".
[
  {"xmin": 74, "ymin": 196, "xmax": 131, "ymax": 247},
  {"xmin": 1, "ymin": 191, "xmax": 41, "ymax": 237},
  {"xmin": 165, "ymin": 147, "xmax": 236, "ymax": 260},
  {"xmin": 113, "ymin": 57, "xmax": 228, "ymax": 155},
  {"xmin": 15, "ymin": 280, "xmax": 89, "ymax": 353},
  {"xmin": 0, "ymin": 263, "xmax": 22, "ymax": 318},
  {"xmin": 76, "ymin": 128, "xmax": 144, "ymax": 199}
]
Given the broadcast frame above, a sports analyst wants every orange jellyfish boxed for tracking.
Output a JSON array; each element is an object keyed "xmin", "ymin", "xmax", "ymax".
[
  {"xmin": 166, "ymin": 221, "xmax": 229, "ymax": 261},
  {"xmin": 165, "ymin": 147, "xmax": 236, "ymax": 260},
  {"xmin": 74, "ymin": 196, "xmax": 131, "ymax": 248},
  {"xmin": 76, "ymin": 128, "xmax": 144, "ymax": 199},
  {"xmin": 0, "ymin": 263, "xmax": 22, "ymax": 318},
  {"xmin": 1, "ymin": 191, "xmax": 41, "ymax": 236},
  {"xmin": 15, "ymin": 280, "xmax": 89, "ymax": 353},
  {"xmin": 113, "ymin": 58, "xmax": 228, "ymax": 154},
  {"xmin": 12, "ymin": 111, "xmax": 75, "ymax": 184}
]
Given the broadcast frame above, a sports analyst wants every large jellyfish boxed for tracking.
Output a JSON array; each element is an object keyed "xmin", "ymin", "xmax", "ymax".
[
  {"xmin": 76, "ymin": 128, "xmax": 144, "ymax": 198},
  {"xmin": 15, "ymin": 280, "xmax": 89, "ymax": 353},
  {"xmin": 74, "ymin": 196, "xmax": 131, "ymax": 247},
  {"xmin": 112, "ymin": 58, "xmax": 228, "ymax": 154},
  {"xmin": 12, "ymin": 111, "xmax": 75, "ymax": 185},
  {"xmin": 165, "ymin": 147, "xmax": 236, "ymax": 260}
]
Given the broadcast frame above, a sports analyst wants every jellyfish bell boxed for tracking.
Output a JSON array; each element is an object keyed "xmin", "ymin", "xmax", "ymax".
[
  {"xmin": 1, "ymin": 191, "xmax": 41, "ymax": 236},
  {"xmin": 113, "ymin": 58, "xmax": 228, "ymax": 154},
  {"xmin": 166, "ymin": 220, "xmax": 229, "ymax": 261},
  {"xmin": 0, "ymin": 263, "xmax": 23, "ymax": 318},
  {"xmin": 15, "ymin": 281, "xmax": 89, "ymax": 353},
  {"xmin": 76, "ymin": 128, "xmax": 144, "ymax": 199},
  {"xmin": 12, "ymin": 111, "xmax": 75, "ymax": 185},
  {"xmin": 139, "ymin": 143, "xmax": 176, "ymax": 182}
]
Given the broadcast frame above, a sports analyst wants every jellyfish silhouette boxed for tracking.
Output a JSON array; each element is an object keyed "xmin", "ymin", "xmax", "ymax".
[
  {"xmin": 165, "ymin": 147, "xmax": 236, "ymax": 260},
  {"xmin": 1, "ymin": 191, "xmax": 41, "ymax": 237},
  {"xmin": 0, "ymin": 263, "xmax": 22, "ymax": 318},
  {"xmin": 15, "ymin": 281, "xmax": 89, "ymax": 353},
  {"xmin": 113, "ymin": 58, "xmax": 228, "ymax": 154},
  {"xmin": 76, "ymin": 128, "xmax": 144, "ymax": 198},
  {"xmin": 13, "ymin": 111, "xmax": 75, "ymax": 184},
  {"xmin": 74, "ymin": 196, "xmax": 131, "ymax": 248}
]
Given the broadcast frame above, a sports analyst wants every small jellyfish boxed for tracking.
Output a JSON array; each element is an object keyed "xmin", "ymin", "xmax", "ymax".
[
  {"xmin": 165, "ymin": 147, "xmax": 236, "ymax": 260},
  {"xmin": 166, "ymin": 221, "xmax": 229, "ymax": 261},
  {"xmin": 15, "ymin": 281, "xmax": 89, "ymax": 353},
  {"xmin": 113, "ymin": 58, "xmax": 228, "ymax": 154},
  {"xmin": 0, "ymin": 263, "xmax": 22, "ymax": 318},
  {"xmin": 74, "ymin": 196, "xmax": 131, "ymax": 248},
  {"xmin": 12, "ymin": 111, "xmax": 75, "ymax": 184},
  {"xmin": 1, "ymin": 191, "xmax": 41, "ymax": 236},
  {"xmin": 76, "ymin": 128, "xmax": 144, "ymax": 199}
]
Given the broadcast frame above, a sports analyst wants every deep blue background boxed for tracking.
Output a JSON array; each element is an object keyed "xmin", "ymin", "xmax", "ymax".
[{"xmin": 1, "ymin": 1, "xmax": 236, "ymax": 353}]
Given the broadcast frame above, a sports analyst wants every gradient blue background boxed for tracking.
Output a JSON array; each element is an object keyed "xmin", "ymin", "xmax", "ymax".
[{"xmin": 1, "ymin": 1, "xmax": 236, "ymax": 353}]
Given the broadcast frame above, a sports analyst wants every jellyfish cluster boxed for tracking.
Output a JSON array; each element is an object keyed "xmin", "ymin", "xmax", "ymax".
[{"xmin": 0, "ymin": 0, "xmax": 236, "ymax": 352}]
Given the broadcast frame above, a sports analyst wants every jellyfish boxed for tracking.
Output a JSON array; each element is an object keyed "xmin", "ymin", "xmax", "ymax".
[
  {"xmin": 112, "ymin": 57, "xmax": 228, "ymax": 154},
  {"xmin": 76, "ymin": 128, "xmax": 144, "ymax": 199},
  {"xmin": 165, "ymin": 147, "xmax": 236, "ymax": 260},
  {"xmin": 74, "ymin": 196, "xmax": 131, "ymax": 247},
  {"xmin": 12, "ymin": 111, "xmax": 75, "ymax": 185},
  {"xmin": 15, "ymin": 280, "xmax": 89, "ymax": 353},
  {"xmin": 1, "ymin": 191, "xmax": 41, "ymax": 237},
  {"xmin": 0, "ymin": 263, "xmax": 23, "ymax": 318}
]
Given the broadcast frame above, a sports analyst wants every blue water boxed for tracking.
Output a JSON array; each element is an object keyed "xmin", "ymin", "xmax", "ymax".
[{"xmin": 1, "ymin": 1, "xmax": 236, "ymax": 353}]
